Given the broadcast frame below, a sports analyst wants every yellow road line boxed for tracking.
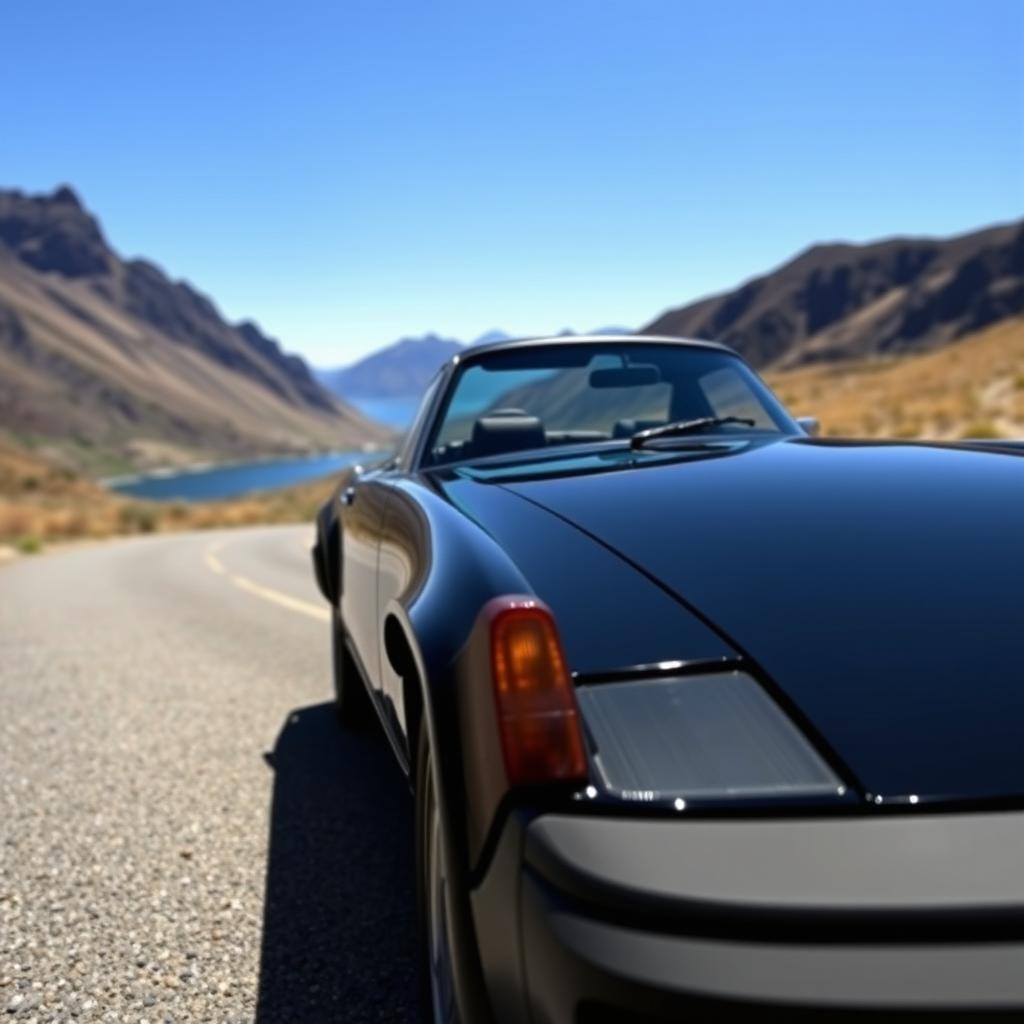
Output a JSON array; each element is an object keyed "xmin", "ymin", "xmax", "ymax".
[
  {"xmin": 203, "ymin": 539, "xmax": 329, "ymax": 623},
  {"xmin": 204, "ymin": 540, "xmax": 226, "ymax": 575},
  {"xmin": 229, "ymin": 573, "xmax": 329, "ymax": 622}
]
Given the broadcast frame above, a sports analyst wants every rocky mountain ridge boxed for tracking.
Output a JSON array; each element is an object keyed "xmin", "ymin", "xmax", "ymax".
[
  {"xmin": 643, "ymin": 220, "xmax": 1024, "ymax": 368},
  {"xmin": 0, "ymin": 186, "xmax": 382, "ymax": 473}
]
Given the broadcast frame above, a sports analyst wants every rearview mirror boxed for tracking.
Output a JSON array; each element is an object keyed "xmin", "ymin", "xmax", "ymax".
[
  {"xmin": 797, "ymin": 416, "xmax": 821, "ymax": 437},
  {"xmin": 590, "ymin": 365, "xmax": 662, "ymax": 389}
]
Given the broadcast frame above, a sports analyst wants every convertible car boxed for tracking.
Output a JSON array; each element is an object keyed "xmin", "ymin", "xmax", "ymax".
[{"xmin": 312, "ymin": 334, "xmax": 1024, "ymax": 1022}]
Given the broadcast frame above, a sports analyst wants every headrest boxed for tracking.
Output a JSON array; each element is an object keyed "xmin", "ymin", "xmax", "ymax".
[{"xmin": 472, "ymin": 411, "xmax": 546, "ymax": 456}]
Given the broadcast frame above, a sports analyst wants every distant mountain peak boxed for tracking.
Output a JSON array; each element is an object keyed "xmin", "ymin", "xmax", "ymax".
[
  {"xmin": 393, "ymin": 332, "xmax": 460, "ymax": 349},
  {"xmin": 589, "ymin": 325, "xmax": 632, "ymax": 336},
  {"xmin": 318, "ymin": 324, "xmax": 649, "ymax": 404},
  {"xmin": 470, "ymin": 328, "xmax": 511, "ymax": 346},
  {"xmin": 318, "ymin": 333, "xmax": 464, "ymax": 400},
  {"xmin": 0, "ymin": 185, "xmax": 111, "ymax": 277},
  {"xmin": 52, "ymin": 184, "xmax": 84, "ymax": 208}
]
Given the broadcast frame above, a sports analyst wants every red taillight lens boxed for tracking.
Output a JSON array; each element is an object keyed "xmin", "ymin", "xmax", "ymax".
[{"xmin": 490, "ymin": 602, "xmax": 588, "ymax": 787}]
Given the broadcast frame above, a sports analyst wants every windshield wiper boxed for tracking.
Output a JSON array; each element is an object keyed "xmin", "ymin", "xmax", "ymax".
[{"xmin": 630, "ymin": 416, "xmax": 755, "ymax": 450}]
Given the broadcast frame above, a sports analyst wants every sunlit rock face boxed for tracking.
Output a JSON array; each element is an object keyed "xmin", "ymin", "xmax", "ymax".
[{"xmin": 644, "ymin": 219, "xmax": 1024, "ymax": 368}]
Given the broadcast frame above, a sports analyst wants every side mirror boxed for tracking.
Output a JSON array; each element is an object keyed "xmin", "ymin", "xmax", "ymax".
[{"xmin": 796, "ymin": 416, "xmax": 821, "ymax": 437}]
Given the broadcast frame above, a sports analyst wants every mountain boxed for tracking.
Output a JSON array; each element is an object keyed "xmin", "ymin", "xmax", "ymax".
[
  {"xmin": 317, "ymin": 333, "xmax": 463, "ymax": 401},
  {"xmin": 587, "ymin": 325, "xmax": 632, "ymax": 336},
  {"xmin": 315, "ymin": 330, "xmax": 519, "ymax": 405},
  {"xmin": 0, "ymin": 186, "xmax": 384, "ymax": 474},
  {"xmin": 643, "ymin": 220, "xmax": 1024, "ymax": 368},
  {"xmin": 317, "ymin": 327, "xmax": 636, "ymax": 404}
]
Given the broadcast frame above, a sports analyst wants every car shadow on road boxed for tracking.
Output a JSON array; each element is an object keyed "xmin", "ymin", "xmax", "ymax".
[{"xmin": 256, "ymin": 702, "xmax": 421, "ymax": 1023}]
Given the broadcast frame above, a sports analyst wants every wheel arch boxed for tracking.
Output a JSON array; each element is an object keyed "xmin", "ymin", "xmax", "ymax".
[
  {"xmin": 383, "ymin": 608, "xmax": 425, "ymax": 777},
  {"xmin": 388, "ymin": 599, "xmax": 497, "ymax": 1024},
  {"xmin": 380, "ymin": 477, "xmax": 534, "ymax": 789},
  {"xmin": 313, "ymin": 500, "xmax": 340, "ymax": 605}
]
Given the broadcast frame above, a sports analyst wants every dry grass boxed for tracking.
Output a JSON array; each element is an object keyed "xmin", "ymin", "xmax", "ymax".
[{"xmin": 767, "ymin": 317, "xmax": 1024, "ymax": 440}]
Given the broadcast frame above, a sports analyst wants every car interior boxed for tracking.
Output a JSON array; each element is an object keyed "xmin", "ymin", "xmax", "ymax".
[
  {"xmin": 425, "ymin": 349, "xmax": 785, "ymax": 466},
  {"xmin": 429, "ymin": 408, "xmax": 667, "ymax": 463}
]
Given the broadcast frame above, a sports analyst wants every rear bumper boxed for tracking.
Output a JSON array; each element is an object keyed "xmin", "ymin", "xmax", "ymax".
[
  {"xmin": 521, "ymin": 870, "xmax": 1024, "ymax": 1022},
  {"xmin": 473, "ymin": 810, "xmax": 1024, "ymax": 1023}
]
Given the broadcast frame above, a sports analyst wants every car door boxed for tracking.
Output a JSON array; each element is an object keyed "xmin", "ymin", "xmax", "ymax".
[
  {"xmin": 340, "ymin": 466, "xmax": 395, "ymax": 692},
  {"xmin": 374, "ymin": 371, "xmax": 447, "ymax": 738},
  {"xmin": 342, "ymin": 369, "xmax": 448, "ymax": 704}
]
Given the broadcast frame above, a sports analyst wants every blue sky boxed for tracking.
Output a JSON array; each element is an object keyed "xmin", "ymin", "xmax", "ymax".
[{"xmin": 2, "ymin": 0, "xmax": 1022, "ymax": 366}]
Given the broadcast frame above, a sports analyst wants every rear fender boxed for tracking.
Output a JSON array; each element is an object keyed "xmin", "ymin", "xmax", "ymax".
[
  {"xmin": 379, "ymin": 479, "xmax": 533, "ymax": 859},
  {"xmin": 379, "ymin": 482, "xmax": 533, "ymax": 1024}
]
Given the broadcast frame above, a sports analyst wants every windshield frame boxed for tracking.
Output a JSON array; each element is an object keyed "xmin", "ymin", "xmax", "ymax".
[{"xmin": 415, "ymin": 339, "xmax": 800, "ymax": 471}]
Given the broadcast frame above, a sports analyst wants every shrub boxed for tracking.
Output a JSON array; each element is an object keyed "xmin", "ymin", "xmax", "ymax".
[
  {"xmin": 893, "ymin": 422, "xmax": 921, "ymax": 439},
  {"xmin": 47, "ymin": 508, "xmax": 91, "ymax": 539},
  {"xmin": 960, "ymin": 421, "xmax": 1004, "ymax": 440},
  {"xmin": 15, "ymin": 534, "xmax": 42, "ymax": 554},
  {"xmin": 166, "ymin": 501, "xmax": 191, "ymax": 522},
  {"xmin": 118, "ymin": 503, "xmax": 158, "ymax": 533}
]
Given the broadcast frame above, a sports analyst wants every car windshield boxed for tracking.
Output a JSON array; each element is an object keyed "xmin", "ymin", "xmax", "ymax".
[{"xmin": 424, "ymin": 342, "xmax": 797, "ymax": 466}]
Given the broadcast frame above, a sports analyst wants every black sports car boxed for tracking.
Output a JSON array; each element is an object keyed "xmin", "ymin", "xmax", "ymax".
[{"xmin": 312, "ymin": 334, "xmax": 1024, "ymax": 1022}]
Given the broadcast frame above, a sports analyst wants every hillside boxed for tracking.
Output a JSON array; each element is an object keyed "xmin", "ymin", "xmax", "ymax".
[
  {"xmin": 644, "ymin": 220, "xmax": 1024, "ymax": 368},
  {"xmin": 0, "ymin": 186, "xmax": 385, "ymax": 475},
  {"xmin": 317, "ymin": 333, "xmax": 463, "ymax": 400},
  {"xmin": 770, "ymin": 315, "xmax": 1024, "ymax": 440}
]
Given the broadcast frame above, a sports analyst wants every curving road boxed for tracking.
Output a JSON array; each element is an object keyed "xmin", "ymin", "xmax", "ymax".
[{"xmin": 0, "ymin": 526, "xmax": 420, "ymax": 1022}]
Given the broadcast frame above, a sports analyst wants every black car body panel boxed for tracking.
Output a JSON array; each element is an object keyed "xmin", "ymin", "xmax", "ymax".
[
  {"xmin": 434, "ymin": 473, "xmax": 736, "ymax": 674},
  {"xmin": 311, "ymin": 336, "xmax": 1024, "ymax": 1021},
  {"xmin": 502, "ymin": 436, "xmax": 1024, "ymax": 804}
]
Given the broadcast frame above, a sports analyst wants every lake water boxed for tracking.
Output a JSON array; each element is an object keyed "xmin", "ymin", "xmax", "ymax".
[
  {"xmin": 108, "ymin": 452, "xmax": 366, "ymax": 502},
  {"xmin": 107, "ymin": 393, "xmax": 420, "ymax": 502}
]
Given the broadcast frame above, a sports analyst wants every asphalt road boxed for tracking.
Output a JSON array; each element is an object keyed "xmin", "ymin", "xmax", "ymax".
[{"xmin": 0, "ymin": 526, "xmax": 420, "ymax": 1023}]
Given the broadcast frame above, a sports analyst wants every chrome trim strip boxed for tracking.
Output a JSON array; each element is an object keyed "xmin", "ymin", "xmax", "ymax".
[{"xmin": 573, "ymin": 656, "xmax": 742, "ymax": 686}]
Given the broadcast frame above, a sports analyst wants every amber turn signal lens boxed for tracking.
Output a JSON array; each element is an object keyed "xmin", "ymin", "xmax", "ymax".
[{"xmin": 490, "ymin": 604, "xmax": 588, "ymax": 787}]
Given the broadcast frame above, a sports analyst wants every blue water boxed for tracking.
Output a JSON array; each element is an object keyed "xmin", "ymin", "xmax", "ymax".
[
  {"xmin": 108, "ymin": 452, "xmax": 366, "ymax": 502},
  {"xmin": 349, "ymin": 396, "xmax": 421, "ymax": 429}
]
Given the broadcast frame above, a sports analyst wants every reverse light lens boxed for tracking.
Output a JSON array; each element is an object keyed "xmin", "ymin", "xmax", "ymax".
[{"xmin": 490, "ymin": 603, "xmax": 588, "ymax": 787}]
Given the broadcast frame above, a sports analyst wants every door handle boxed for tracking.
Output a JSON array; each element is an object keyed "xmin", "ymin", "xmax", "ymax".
[{"xmin": 341, "ymin": 486, "xmax": 357, "ymax": 506}]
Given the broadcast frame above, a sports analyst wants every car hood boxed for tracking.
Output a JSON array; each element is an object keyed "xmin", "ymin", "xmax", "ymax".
[{"xmin": 501, "ymin": 438, "xmax": 1024, "ymax": 804}]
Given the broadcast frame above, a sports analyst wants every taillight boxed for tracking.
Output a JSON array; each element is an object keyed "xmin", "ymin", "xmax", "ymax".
[{"xmin": 489, "ymin": 600, "xmax": 588, "ymax": 787}]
